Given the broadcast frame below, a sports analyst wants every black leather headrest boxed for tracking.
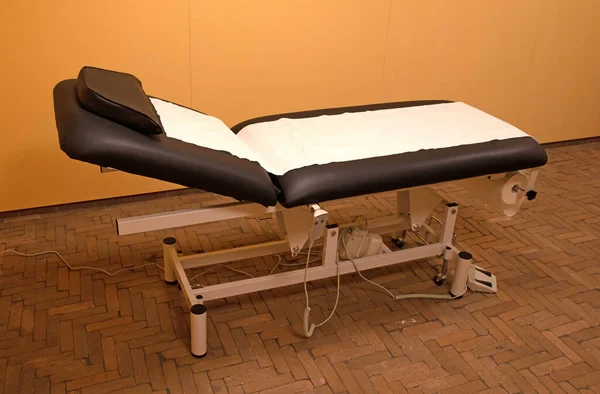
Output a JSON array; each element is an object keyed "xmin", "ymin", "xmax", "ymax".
[{"xmin": 76, "ymin": 66, "xmax": 164, "ymax": 135}]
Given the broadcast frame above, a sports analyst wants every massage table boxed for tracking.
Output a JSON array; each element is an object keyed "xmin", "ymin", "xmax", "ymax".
[{"xmin": 52, "ymin": 67, "xmax": 548, "ymax": 357}]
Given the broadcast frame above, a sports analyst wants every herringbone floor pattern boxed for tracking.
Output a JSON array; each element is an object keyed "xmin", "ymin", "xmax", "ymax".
[{"xmin": 2, "ymin": 142, "xmax": 600, "ymax": 393}]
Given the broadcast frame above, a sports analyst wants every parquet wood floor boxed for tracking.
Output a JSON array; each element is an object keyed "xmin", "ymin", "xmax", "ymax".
[{"xmin": 2, "ymin": 143, "xmax": 600, "ymax": 393}]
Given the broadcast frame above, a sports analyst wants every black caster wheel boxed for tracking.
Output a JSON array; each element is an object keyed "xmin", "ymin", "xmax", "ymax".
[
  {"xmin": 433, "ymin": 276, "xmax": 446, "ymax": 286},
  {"xmin": 392, "ymin": 238, "xmax": 406, "ymax": 248}
]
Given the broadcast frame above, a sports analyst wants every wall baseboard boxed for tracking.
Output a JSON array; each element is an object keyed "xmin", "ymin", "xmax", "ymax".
[
  {"xmin": 541, "ymin": 136, "xmax": 600, "ymax": 149},
  {"xmin": 0, "ymin": 188, "xmax": 199, "ymax": 220},
  {"xmin": 1, "ymin": 136, "xmax": 599, "ymax": 220}
]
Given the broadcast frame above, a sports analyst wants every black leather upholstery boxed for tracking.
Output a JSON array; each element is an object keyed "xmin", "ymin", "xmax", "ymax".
[
  {"xmin": 53, "ymin": 79, "xmax": 279, "ymax": 206},
  {"xmin": 274, "ymin": 137, "xmax": 548, "ymax": 208},
  {"xmin": 53, "ymin": 69, "xmax": 548, "ymax": 209},
  {"xmin": 77, "ymin": 67, "xmax": 165, "ymax": 135},
  {"xmin": 232, "ymin": 100, "xmax": 548, "ymax": 208}
]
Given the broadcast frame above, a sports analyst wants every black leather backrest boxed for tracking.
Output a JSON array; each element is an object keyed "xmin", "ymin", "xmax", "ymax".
[
  {"xmin": 54, "ymin": 79, "xmax": 279, "ymax": 207},
  {"xmin": 76, "ymin": 66, "xmax": 165, "ymax": 135}
]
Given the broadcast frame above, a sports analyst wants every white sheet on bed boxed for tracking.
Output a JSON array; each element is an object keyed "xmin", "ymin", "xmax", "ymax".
[
  {"xmin": 150, "ymin": 98, "xmax": 263, "ymax": 164},
  {"xmin": 152, "ymin": 98, "xmax": 529, "ymax": 176}
]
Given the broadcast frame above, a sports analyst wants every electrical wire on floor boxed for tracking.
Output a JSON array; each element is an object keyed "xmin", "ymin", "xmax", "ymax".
[
  {"xmin": 301, "ymin": 219, "xmax": 466, "ymax": 338},
  {"xmin": 186, "ymin": 249, "xmax": 322, "ymax": 286},
  {"xmin": 1, "ymin": 214, "xmax": 466, "ymax": 337},
  {"xmin": 0, "ymin": 246, "xmax": 320, "ymax": 283},
  {"xmin": 188, "ymin": 263, "xmax": 255, "ymax": 282},
  {"xmin": 268, "ymin": 250, "xmax": 321, "ymax": 275},
  {"xmin": 338, "ymin": 224, "xmax": 467, "ymax": 301},
  {"xmin": 0, "ymin": 249, "xmax": 164, "ymax": 276}
]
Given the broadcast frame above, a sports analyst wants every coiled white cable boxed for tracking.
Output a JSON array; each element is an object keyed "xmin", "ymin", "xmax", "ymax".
[{"xmin": 302, "ymin": 242, "xmax": 341, "ymax": 338}]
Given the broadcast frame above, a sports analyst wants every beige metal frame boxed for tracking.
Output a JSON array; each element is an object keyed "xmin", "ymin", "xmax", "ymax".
[
  {"xmin": 109, "ymin": 163, "xmax": 543, "ymax": 357},
  {"xmin": 141, "ymin": 188, "xmax": 463, "ymax": 357}
]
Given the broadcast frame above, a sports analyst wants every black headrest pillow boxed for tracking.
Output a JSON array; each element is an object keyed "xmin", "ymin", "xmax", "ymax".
[{"xmin": 76, "ymin": 66, "xmax": 164, "ymax": 135}]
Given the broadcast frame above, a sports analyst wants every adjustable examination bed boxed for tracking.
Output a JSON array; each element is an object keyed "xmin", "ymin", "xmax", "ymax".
[{"xmin": 53, "ymin": 66, "xmax": 548, "ymax": 357}]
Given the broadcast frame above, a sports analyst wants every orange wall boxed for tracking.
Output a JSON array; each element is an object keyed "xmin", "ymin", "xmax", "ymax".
[{"xmin": 1, "ymin": 1, "xmax": 598, "ymax": 212}]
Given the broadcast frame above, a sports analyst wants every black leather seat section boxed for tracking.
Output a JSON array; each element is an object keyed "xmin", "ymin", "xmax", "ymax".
[
  {"xmin": 274, "ymin": 137, "xmax": 548, "ymax": 208},
  {"xmin": 232, "ymin": 99, "xmax": 548, "ymax": 208},
  {"xmin": 53, "ymin": 79, "xmax": 279, "ymax": 207}
]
